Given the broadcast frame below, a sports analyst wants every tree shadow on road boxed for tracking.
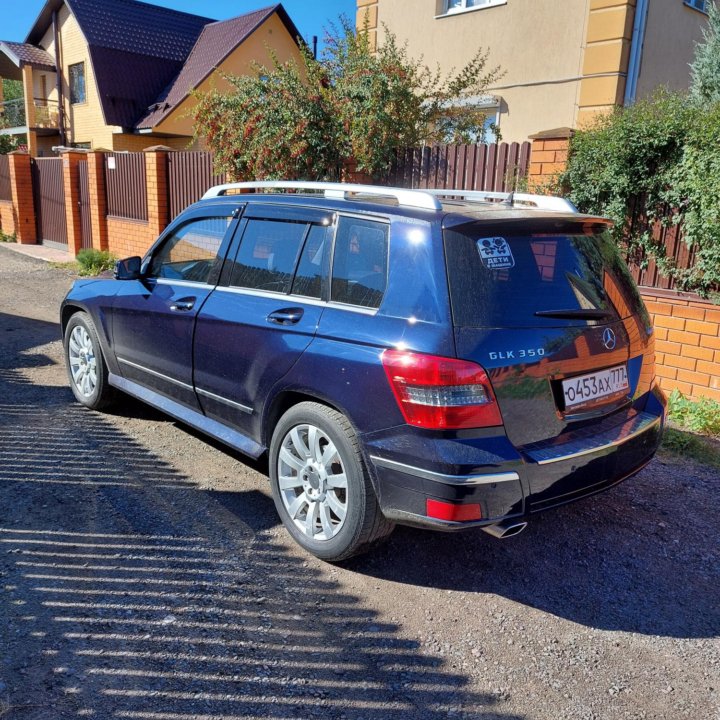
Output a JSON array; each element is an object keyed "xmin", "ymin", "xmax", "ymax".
[{"xmin": 0, "ymin": 310, "xmax": 522, "ymax": 720}]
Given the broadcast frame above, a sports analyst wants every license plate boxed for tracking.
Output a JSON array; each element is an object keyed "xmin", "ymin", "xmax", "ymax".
[{"xmin": 562, "ymin": 365, "xmax": 629, "ymax": 409}]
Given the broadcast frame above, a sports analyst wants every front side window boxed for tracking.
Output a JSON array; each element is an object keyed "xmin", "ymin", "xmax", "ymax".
[
  {"xmin": 150, "ymin": 216, "xmax": 232, "ymax": 283},
  {"xmin": 292, "ymin": 224, "xmax": 329, "ymax": 299},
  {"xmin": 69, "ymin": 63, "xmax": 86, "ymax": 104},
  {"xmin": 331, "ymin": 217, "xmax": 388, "ymax": 309}
]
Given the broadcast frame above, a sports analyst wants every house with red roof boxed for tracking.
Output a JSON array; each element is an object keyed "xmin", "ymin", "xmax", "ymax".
[{"xmin": 0, "ymin": 0, "xmax": 303, "ymax": 156}]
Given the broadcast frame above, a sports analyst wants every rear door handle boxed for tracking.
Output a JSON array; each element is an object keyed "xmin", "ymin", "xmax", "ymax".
[
  {"xmin": 267, "ymin": 308, "xmax": 304, "ymax": 325},
  {"xmin": 170, "ymin": 297, "xmax": 196, "ymax": 312}
]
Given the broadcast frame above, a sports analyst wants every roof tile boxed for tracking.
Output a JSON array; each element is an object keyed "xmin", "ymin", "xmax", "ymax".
[{"xmin": 136, "ymin": 5, "xmax": 281, "ymax": 129}]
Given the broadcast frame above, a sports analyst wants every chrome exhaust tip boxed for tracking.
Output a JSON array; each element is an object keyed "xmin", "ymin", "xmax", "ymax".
[{"xmin": 481, "ymin": 520, "xmax": 528, "ymax": 539}]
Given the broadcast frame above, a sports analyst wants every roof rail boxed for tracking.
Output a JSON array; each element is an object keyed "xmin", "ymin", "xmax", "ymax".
[
  {"xmin": 426, "ymin": 189, "xmax": 578, "ymax": 213},
  {"xmin": 202, "ymin": 181, "xmax": 443, "ymax": 211}
]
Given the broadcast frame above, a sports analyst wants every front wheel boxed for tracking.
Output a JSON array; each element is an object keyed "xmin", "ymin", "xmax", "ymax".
[
  {"xmin": 269, "ymin": 402, "xmax": 394, "ymax": 562},
  {"xmin": 64, "ymin": 311, "xmax": 115, "ymax": 410}
]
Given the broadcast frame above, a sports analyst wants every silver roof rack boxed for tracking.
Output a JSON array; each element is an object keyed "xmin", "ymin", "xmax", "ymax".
[
  {"xmin": 426, "ymin": 188, "xmax": 578, "ymax": 213},
  {"xmin": 202, "ymin": 181, "xmax": 443, "ymax": 211}
]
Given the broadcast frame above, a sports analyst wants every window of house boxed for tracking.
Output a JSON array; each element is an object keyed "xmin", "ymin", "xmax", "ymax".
[
  {"xmin": 439, "ymin": 0, "xmax": 507, "ymax": 16},
  {"xmin": 69, "ymin": 63, "xmax": 86, "ymax": 104}
]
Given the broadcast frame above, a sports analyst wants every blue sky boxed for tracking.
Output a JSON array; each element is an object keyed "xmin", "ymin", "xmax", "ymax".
[{"xmin": 2, "ymin": 0, "xmax": 358, "ymax": 48}]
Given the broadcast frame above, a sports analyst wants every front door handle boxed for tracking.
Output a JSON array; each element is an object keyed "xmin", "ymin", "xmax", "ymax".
[
  {"xmin": 170, "ymin": 297, "xmax": 196, "ymax": 312},
  {"xmin": 267, "ymin": 307, "xmax": 304, "ymax": 325}
]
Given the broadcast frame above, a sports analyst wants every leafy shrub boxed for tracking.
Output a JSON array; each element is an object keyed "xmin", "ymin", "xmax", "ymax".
[
  {"xmin": 667, "ymin": 389, "xmax": 720, "ymax": 436},
  {"xmin": 0, "ymin": 229, "xmax": 16, "ymax": 242},
  {"xmin": 76, "ymin": 249, "xmax": 116, "ymax": 276},
  {"xmin": 194, "ymin": 20, "xmax": 501, "ymax": 181}
]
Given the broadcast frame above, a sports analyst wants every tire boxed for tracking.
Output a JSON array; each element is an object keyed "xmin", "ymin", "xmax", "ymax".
[
  {"xmin": 64, "ymin": 311, "xmax": 115, "ymax": 411},
  {"xmin": 269, "ymin": 402, "xmax": 394, "ymax": 562}
]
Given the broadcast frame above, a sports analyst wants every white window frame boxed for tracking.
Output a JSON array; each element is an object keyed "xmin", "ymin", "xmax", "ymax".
[{"xmin": 437, "ymin": 0, "xmax": 507, "ymax": 18}]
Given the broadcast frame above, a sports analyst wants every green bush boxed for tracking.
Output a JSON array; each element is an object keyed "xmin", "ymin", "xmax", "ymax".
[
  {"xmin": 194, "ymin": 20, "xmax": 501, "ymax": 181},
  {"xmin": 562, "ymin": 9, "xmax": 720, "ymax": 299},
  {"xmin": 76, "ymin": 249, "xmax": 116, "ymax": 276},
  {"xmin": 667, "ymin": 389, "xmax": 720, "ymax": 436}
]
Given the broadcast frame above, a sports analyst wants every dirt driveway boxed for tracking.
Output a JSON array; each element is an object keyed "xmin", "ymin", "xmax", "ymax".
[{"xmin": 0, "ymin": 246, "xmax": 718, "ymax": 720}]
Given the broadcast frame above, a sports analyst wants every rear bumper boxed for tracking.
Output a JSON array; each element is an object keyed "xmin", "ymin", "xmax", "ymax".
[{"xmin": 366, "ymin": 402, "xmax": 664, "ymax": 532}]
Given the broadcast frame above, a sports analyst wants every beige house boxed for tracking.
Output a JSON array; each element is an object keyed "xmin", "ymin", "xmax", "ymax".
[
  {"xmin": 357, "ymin": 0, "xmax": 709, "ymax": 142},
  {"xmin": 0, "ymin": 0, "xmax": 303, "ymax": 156}
]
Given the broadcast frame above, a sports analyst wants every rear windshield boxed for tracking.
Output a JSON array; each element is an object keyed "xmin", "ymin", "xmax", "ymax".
[{"xmin": 444, "ymin": 226, "xmax": 648, "ymax": 328}]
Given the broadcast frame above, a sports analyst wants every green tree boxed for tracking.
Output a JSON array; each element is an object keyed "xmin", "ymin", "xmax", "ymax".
[
  {"xmin": 194, "ymin": 21, "xmax": 501, "ymax": 181},
  {"xmin": 2, "ymin": 79, "xmax": 23, "ymax": 103},
  {"xmin": 690, "ymin": 1, "xmax": 720, "ymax": 105},
  {"xmin": 0, "ymin": 135, "xmax": 18, "ymax": 154}
]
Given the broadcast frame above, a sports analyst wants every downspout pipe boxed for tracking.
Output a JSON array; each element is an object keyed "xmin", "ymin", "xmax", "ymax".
[
  {"xmin": 624, "ymin": 0, "xmax": 649, "ymax": 105},
  {"xmin": 53, "ymin": 9, "xmax": 66, "ymax": 146}
]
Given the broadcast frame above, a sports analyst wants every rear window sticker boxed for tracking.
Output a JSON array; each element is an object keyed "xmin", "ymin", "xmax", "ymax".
[{"xmin": 477, "ymin": 237, "xmax": 515, "ymax": 270}]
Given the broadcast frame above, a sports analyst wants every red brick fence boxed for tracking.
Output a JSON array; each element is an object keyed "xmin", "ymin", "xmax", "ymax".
[{"xmin": 0, "ymin": 141, "xmax": 717, "ymax": 402}]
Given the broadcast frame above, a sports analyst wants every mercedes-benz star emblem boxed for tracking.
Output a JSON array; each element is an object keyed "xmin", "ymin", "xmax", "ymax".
[{"xmin": 602, "ymin": 327, "xmax": 617, "ymax": 350}]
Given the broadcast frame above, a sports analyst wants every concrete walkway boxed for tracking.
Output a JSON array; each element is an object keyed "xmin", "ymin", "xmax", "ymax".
[{"xmin": 0, "ymin": 242, "xmax": 73, "ymax": 263}]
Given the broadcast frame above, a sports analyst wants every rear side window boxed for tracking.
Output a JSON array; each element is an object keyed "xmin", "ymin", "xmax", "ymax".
[
  {"xmin": 331, "ymin": 217, "xmax": 388, "ymax": 309},
  {"xmin": 231, "ymin": 219, "xmax": 306, "ymax": 293},
  {"xmin": 444, "ymin": 226, "xmax": 648, "ymax": 328},
  {"xmin": 292, "ymin": 224, "xmax": 329, "ymax": 299}
]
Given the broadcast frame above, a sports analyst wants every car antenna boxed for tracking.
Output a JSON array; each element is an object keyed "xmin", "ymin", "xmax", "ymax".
[{"xmin": 503, "ymin": 190, "xmax": 515, "ymax": 207}]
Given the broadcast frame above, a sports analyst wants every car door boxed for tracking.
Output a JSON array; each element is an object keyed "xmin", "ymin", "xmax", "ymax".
[
  {"xmin": 110, "ymin": 208, "xmax": 239, "ymax": 409},
  {"xmin": 192, "ymin": 204, "xmax": 333, "ymax": 439}
]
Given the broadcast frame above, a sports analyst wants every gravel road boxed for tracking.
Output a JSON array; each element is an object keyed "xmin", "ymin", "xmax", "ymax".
[{"xmin": 0, "ymin": 245, "xmax": 718, "ymax": 720}]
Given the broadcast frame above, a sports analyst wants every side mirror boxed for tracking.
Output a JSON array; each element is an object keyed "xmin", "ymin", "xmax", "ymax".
[{"xmin": 114, "ymin": 256, "xmax": 142, "ymax": 280}]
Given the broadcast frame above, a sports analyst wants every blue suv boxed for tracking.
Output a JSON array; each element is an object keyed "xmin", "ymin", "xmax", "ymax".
[{"xmin": 61, "ymin": 182, "xmax": 666, "ymax": 560}]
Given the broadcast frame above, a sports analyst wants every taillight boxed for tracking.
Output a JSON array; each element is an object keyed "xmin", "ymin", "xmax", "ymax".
[{"xmin": 381, "ymin": 350, "xmax": 503, "ymax": 429}]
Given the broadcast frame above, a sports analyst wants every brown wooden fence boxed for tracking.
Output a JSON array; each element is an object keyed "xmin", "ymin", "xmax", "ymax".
[
  {"xmin": 388, "ymin": 142, "xmax": 531, "ymax": 192},
  {"xmin": 168, "ymin": 152, "xmax": 226, "ymax": 220},
  {"xmin": 105, "ymin": 153, "xmax": 148, "ymax": 221},
  {"xmin": 31, "ymin": 157, "xmax": 67, "ymax": 248},
  {"xmin": 623, "ymin": 198, "xmax": 704, "ymax": 293},
  {"xmin": 0, "ymin": 155, "xmax": 11, "ymax": 202}
]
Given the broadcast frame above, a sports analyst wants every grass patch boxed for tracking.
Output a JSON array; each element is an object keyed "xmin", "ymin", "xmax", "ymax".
[
  {"xmin": 660, "ymin": 390, "xmax": 720, "ymax": 466},
  {"xmin": 660, "ymin": 427, "xmax": 720, "ymax": 468},
  {"xmin": 49, "ymin": 261, "xmax": 80, "ymax": 272},
  {"xmin": 667, "ymin": 389, "xmax": 720, "ymax": 435},
  {"xmin": 0, "ymin": 230, "xmax": 16, "ymax": 243}
]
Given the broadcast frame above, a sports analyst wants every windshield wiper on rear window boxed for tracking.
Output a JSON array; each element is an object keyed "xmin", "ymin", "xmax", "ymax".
[{"xmin": 534, "ymin": 309, "xmax": 614, "ymax": 320}]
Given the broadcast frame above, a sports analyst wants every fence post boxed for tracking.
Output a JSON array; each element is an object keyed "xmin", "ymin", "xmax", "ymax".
[
  {"xmin": 87, "ymin": 151, "xmax": 108, "ymax": 251},
  {"xmin": 62, "ymin": 150, "xmax": 85, "ymax": 257},
  {"xmin": 144, "ymin": 146, "xmax": 172, "ymax": 238},
  {"xmin": 8, "ymin": 151, "xmax": 36, "ymax": 244},
  {"xmin": 527, "ymin": 128, "xmax": 573, "ymax": 192}
]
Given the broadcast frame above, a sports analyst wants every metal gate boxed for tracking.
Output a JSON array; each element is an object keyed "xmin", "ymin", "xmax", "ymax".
[
  {"xmin": 78, "ymin": 159, "xmax": 92, "ymax": 249},
  {"xmin": 32, "ymin": 157, "xmax": 67, "ymax": 249}
]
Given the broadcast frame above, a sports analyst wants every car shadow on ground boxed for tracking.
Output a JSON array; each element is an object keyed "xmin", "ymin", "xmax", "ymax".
[
  {"xmin": 345, "ymin": 469, "xmax": 719, "ymax": 640},
  {"xmin": 0, "ymin": 311, "xmax": 522, "ymax": 720}
]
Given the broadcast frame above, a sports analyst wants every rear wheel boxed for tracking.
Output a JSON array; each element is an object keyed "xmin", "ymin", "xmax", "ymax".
[
  {"xmin": 269, "ymin": 402, "xmax": 394, "ymax": 561},
  {"xmin": 64, "ymin": 311, "xmax": 115, "ymax": 410}
]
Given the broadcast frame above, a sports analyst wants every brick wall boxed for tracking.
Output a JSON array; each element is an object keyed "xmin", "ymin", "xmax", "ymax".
[
  {"xmin": 0, "ymin": 200, "xmax": 15, "ymax": 236},
  {"xmin": 642, "ymin": 289, "xmax": 720, "ymax": 402},
  {"xmin": 528, "ymin": 128, "xmax": 572, "ymax": 191},
  {"xmin": 107, "ymin": 217, "xmax": 156, "ymax": 259}
]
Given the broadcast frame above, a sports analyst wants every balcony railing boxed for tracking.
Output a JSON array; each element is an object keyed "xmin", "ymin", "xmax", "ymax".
[{"xmin": 0, "ymin": 98, "xmax": 61, "ymax": 130}]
